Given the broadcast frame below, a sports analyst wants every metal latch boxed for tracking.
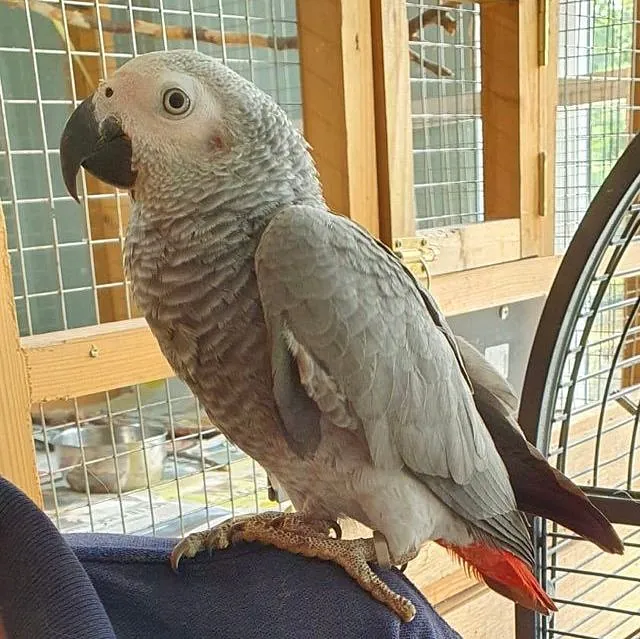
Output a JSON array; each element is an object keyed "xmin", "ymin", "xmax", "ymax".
[
  {"xmin": 394, "ymin": 237, "xmax": 439, "ymax": 289},
  {"xmin": 538, "ymin": 151, "xmax": 547, "ymax": 217}
]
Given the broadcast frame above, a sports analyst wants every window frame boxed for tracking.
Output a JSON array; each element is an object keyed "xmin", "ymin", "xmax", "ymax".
[{"xmin": 362, "ymin": 0, "xmax": 561, "ymax": 313}]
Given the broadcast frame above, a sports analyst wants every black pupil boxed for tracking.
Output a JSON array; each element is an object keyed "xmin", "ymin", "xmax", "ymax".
[{"xmin": 168, "ymin": 91, "xmax": 185, "ymax": 110}]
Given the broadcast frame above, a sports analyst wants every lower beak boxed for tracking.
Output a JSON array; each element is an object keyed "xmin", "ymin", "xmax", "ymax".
[{"xmin": 60, "ymin": 95, "xmax": 137, "ymax": 202}]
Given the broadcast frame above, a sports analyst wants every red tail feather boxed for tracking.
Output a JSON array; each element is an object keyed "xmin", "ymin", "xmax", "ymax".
[{"xmin": 436, "ymin": 540, "xmax": 557, "ymax": 615}]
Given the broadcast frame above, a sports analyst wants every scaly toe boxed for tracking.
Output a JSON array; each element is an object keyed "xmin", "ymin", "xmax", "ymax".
[{"xmin": 340, "ymin": 538, "xmax": 417, "ymax": 623}]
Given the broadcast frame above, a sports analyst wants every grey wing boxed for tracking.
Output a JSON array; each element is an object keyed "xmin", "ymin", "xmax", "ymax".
[
  {"xmin": 255, "ymin": 206, "xmax": 533, "ymax": 564},
  {"xmin": 368, "ymin": 233, "xmax": 518, "ymax": 416}
]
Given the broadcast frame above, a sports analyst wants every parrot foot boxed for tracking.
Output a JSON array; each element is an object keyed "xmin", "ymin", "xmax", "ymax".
[
  {"xmin": 170, "ymin": 511, "xmax": 341, "ymax": 570},
  {"xmin": 170, "ymin": 512, "xmax": 417, "ymax": 623}
]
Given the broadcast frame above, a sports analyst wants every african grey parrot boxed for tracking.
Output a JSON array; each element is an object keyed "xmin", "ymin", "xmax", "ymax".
[{"xmin": 59, "ymin": 49, "xmax": 623, "ymax": 622}]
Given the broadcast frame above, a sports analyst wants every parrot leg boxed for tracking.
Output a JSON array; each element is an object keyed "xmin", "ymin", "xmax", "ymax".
[{"xmin": 170, "ymin": 512, "xmax": 417, "ymax": 622}]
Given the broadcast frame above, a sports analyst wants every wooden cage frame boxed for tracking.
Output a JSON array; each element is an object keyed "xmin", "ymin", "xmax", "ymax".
[{"xmin": 0, "ymin": 0, "xmax": 571, "ymax": 631}]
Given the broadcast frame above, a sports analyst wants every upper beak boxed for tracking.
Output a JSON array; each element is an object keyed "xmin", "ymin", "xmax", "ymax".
[{"xmin": 60, "ymin": 95, "xmax": 137, "ymax": 202}]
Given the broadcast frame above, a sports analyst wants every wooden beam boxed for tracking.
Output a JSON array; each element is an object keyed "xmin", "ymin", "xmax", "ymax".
[
  {"xmin": 396, "ymin": 219, "xmax": 521, "ymax": 277},
  {"xmin": 418, "ymin": 566, "xmax": 483, "ymax": 611},
  {"xmin": 434, "ymin": 580, "xmax": 488, "ymax": 617},
  {"xmin": 621, "ymin": 0, "xmax": 640, "ymax": 390},
  {"xmin": 370, "ymin": 0, "xmax": 415, "ymax": 245},
  {"xmin": 22, "ymin": 256, "xmax": 561, "ymax": 402},
  {"xmin": 23, "ymin": 318, "xmax": 173, "ymax": 403},
  {"xmin": 69, "ymin": 18, "xmax": 131, "ymax": 324},
  {"xmin": 480, "ymin": 0, "xmax": 558, "ymax": 257},
  {"xmin": 429, "ymin": 254, "xmax": 561, "ymax": 317},
  {"xmin": 559, "ymin": 75, "xmax": 631, "ymax": 108},
  {"xmin": 0, "ymin": 206, "xmax": 42, "ymax": 505},
  {"xmin": 598, "ymin": 240, "xmax": 640, "ymax": 278},
  {"xmin": 441, "ymin": 587, "xmax": 515, "ymax": 638},
  {"xmin": 297, "ymin": 0, "xmax": 380, "ymax": 236},
  {"xmin": 631, "ymin": 12, "xmax": 640, "ymax": 134}
]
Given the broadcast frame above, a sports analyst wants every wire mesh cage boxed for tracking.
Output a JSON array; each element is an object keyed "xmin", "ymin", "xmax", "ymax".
[
  {"xmin": 33, "ymin": 380, "xmax": 283, "ymax": 537},
  {"xmin": 0, "ymin": 0, "xmax": 301, "ymax": 536},
  {"xmin": 536, "ymin": 3, "xmax": 640, "ymax": 630},
  {"xmin": 556, "ymin": 0, "xmax": 640, "ymax": 253},
  {"xmin": 407, "ymin": 1, "xmax": 484, "ymax": 230},
  {"xmin": 518, "ymin": 132, "xmax": 640, "ymax": 639},
  {"xmin": 0, "ymin": 0, "xmax": 480, "ymax": 547},
  {"xmin": 534, "ymin": 10, "xmax": 640, "ymax": 630},
  {"xmin": 1, "ymin": 0, "xmax": 489, "ymax": 543},
  {"xmin": 0, "ymin": 0, "xmax": 301, "ymax": 336}
]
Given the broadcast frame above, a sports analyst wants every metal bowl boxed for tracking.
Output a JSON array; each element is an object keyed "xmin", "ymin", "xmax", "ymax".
[{"xmin": 51, "ymin": 421, "xmax": 168, "ymax": 493}]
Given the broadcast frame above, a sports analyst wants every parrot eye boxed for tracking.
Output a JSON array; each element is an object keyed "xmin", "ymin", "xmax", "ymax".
[{"xmin": 162, "ymin": 88, "xmax": 191, "ymax": 116}]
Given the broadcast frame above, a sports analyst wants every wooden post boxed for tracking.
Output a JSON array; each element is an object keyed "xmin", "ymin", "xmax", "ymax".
[
  {"xmin": 369, "ymin": 0, "xmax": 415, "ymax": 246},
  {"xmin": 621, "ymin": 0, "xmax": 640, "ymax": 390},
  {"xmin": 297, "ymin": 0, "xmax": 380, "ymax": 237},
  {"xmin": 481, "ymin": 0, "xmax": 558, "ymax": 257},
  {"xmin": 68, "ymin": 23, "xmax": 131, "ymax": 323},
  {"xmin": 0, "ymin": 205, "xmax": 42, "ymax": 506}
]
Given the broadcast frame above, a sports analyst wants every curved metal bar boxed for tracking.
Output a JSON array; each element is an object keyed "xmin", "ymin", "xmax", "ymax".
[
  {"xmin": 556, "ymin": 212, "xmax": 640, "ymax": 476},
  {"xmin": 519, "ymin": 132, "xmax": 640, "ymax": 455},
  {"xmin": 516, "ymin": 132, "xmax": 640, "ymax": 639},
  {"xmin": 628, "ymin": 405, "xmax": 640, "ymax": 491},
  {"xmin": 592, "ymin": 294, "xmax": 640, "ymax": 485}
]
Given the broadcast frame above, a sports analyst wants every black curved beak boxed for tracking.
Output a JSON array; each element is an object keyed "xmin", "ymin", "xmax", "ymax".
[{"xmin": 60, "ymin": 95, "xmax": 137, "ymax": 202}]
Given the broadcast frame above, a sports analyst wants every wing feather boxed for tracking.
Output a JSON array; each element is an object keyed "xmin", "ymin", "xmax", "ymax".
[{"xmin": 255, "ymin": 206, "xmax": 533, "ymax": 562}]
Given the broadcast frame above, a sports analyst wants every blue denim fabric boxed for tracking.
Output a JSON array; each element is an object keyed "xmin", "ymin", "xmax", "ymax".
[{"xmin": 0, "ymin": 476, "xmax": 461, "ymax": 639}]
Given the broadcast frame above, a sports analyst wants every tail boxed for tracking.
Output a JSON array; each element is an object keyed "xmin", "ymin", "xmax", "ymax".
[
  {"xmin": 456, "ymin": 335, "xmax": 624, "ymax": 555},
  {"xmin": 436, "ymin": 540, "xmax": 558, "ymax": 615},
  {"xmin": 478, "ymin": 388, "xmax": 624, "ymax": 554},
  {"xmin": 473, "ymin": 384, "xmax": 624, "ymax": 555}
]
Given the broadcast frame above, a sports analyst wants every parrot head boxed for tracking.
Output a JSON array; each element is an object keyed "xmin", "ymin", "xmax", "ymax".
[{"xmin": 60, "ymin": 49, "xmax": 321, "ymax": 209}]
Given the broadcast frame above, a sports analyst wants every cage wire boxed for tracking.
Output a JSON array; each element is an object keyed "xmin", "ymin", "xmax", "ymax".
[
  {"xmin": 407, "ymin": 1, "xmax": 484, "ymax": 231},
  {"xmin": 552, "ymin": 0, "xmax": 640, "ymax": 539},
  {"xmin": 0, "ymin": 0, "xmax": 298, "ymax": 536},
  {"xmin": 33, "ymin": 379, "xmax": 278, "ymax": 537},
  {"xmin": 556, "ymin": 0, "xmax": 638, "ymax": 253},
  {"xmin": 531, "ymin": 157, "xmax": 640, "ymax": 636},
  {"xmin": 0, "ymin": 0, "xmax": 300, "ymax": 337}
]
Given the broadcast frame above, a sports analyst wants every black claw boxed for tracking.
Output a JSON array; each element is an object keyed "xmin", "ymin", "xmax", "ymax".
[
  {"xmin": 398, "ymin": 562, "xmax": 408, "ymax": 573},
  {"xmin": 331, "ymin": 521, "xmax": 342, "ymax": 540}
]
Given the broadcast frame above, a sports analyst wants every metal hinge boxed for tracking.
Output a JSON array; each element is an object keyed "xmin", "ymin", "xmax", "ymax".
[
  {"xmin": 538, "ymin": 151, "xmax": 547, "ymax": 217},
  {"xmin": 538, "ymin": 0, "xmax": 550, "ymax": 66},
  {"xmin": 393, "ymin": 237, "xmax": 439, "ymax": 289}
]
